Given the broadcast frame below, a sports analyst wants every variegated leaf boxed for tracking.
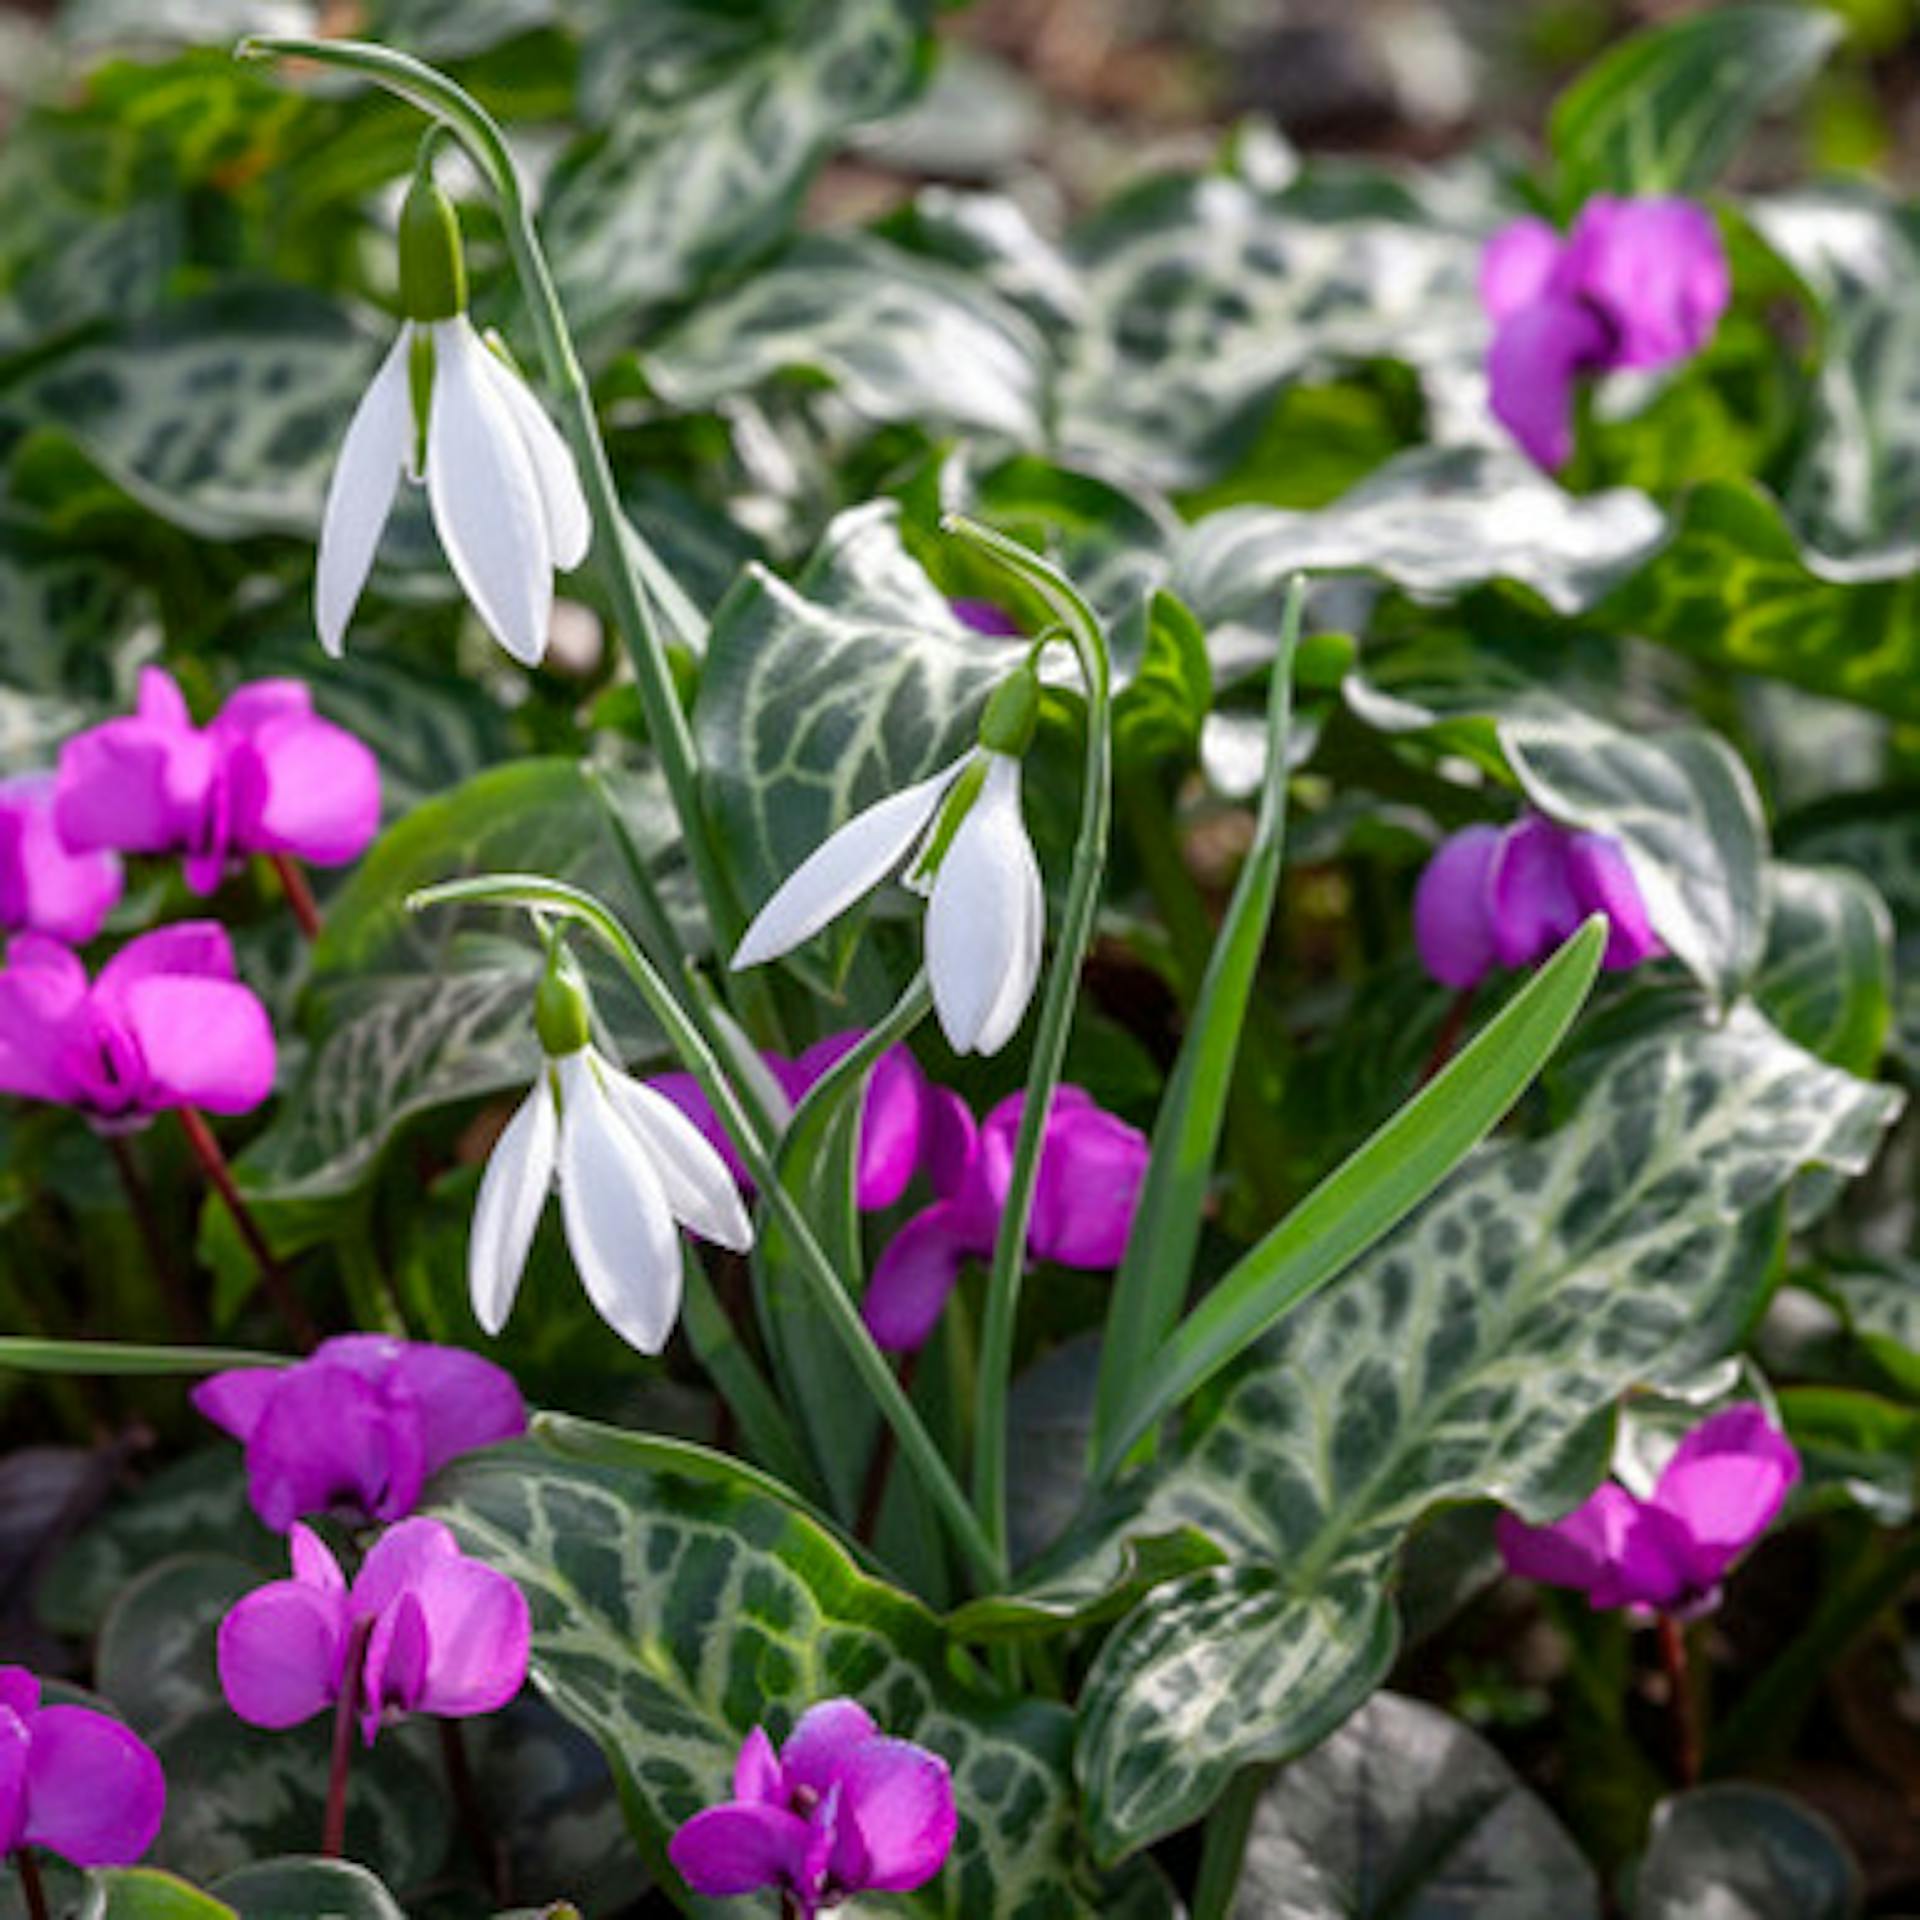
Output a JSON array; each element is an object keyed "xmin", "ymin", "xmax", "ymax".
[
  {"xmin": 1042, "ymin": 1013, "xmax": 1898, "ymax": 1859},
  {"xmin": 430, "ymin": 1425, "xmax": 1175, "ymax": 1918}
]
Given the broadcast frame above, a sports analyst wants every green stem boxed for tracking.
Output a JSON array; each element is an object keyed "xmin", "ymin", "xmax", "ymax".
[
  {"xmin": 946, "ymin": 517, "xmax": 1113, "ymax": 1574},
  {"xmin": 238, "ymin": 38, "xmax": 742, "ymax": 966},
  {"xmin": 409, "ymin": 876, "xmax": 1003, "ymax": 1588},
  {"xmin": 1191, "ymin": 1766, "xmax": 1269, "ymax": 1920}
]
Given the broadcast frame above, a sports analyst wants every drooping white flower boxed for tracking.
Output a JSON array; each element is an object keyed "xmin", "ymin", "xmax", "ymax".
[
  {"xmin": 316, "ymin": 165, "xmax": 589, "ymax": 666},
  {"xmin": 733, "ymin": 668, "xmax": 1047, "ymax": 1058},
  {"xmin": 470, "ymin": 948, "xmax": 751, "ymax": 1354},
  {"xmin": 470, "ymin": 1045, "xmax": 753, "ymax": 1353}
]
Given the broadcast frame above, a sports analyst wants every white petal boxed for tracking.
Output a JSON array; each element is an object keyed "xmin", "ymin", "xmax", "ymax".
[
  {"xmin": 468, "ymin": 1080, "xmax": 557, "ymax": 1335},
  {"xmin": 732, "ymin": 762, "xmax": 966, "ymax": 971},
  {"xmin": 600, "ymin": 1066, "xmax": 754, "ymax": 1252},
  {"xmin": 315, "ymin": 328, "xmax": 412, "ymax": 658},
  {"xmin": 555, "ymin": 1052, "xmax": 683, "ymax": 1353},
  {"xmin": 473, "ymin": 338, "xmax": 592, "ymax": 572},
  {"xmin": 427, "ymin": 317, "xmax": 553, "ymax": 666},
  {"xmin": 927, "ymin": 753, "xmax": 1042, "ymax": 1055}
]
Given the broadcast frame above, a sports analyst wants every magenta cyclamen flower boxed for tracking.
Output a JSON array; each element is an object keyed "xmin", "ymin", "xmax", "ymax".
[
  {"xmin": 650, "ymin": 1029, "xmax": 929, "ymax": 1211},
  {"xmin": 0, "ymin": 776, "xmax": 121, "ymax": 943},
  {"xmin": 219, "ymin": 1519, "xmax": 529, "ymax": 1747},
  {"xmin": 669, "ymin": 1699, "xmax": 956, "ymax": 1915},
  {"xmin": 1482, "ymin": 196, "xmax": 1730, "ymax": 469},
  {"xmin": 0, "ymin": 1669, "xmax": 164, "ymax": 1870},
  {"xmin": 0, "ymin": 923, "xmax": 274, "ymax": 1126},
  {"xmin": 193, "ymin": 1336, "xmax": 526, "ymax": 1533},
  {"xmin": 864, "ymin": 1086, "xmax": 1149, "ymax": 1351},
  {"xmin": 56, "ymin": 666, "xmax": 380, "ymax": 895},
  {"xmin": 949, "ymin": 597, "xmax": 1023, "ymax": 637},
  {"xmin": 1414, "ymin": 815, "xmax": 1660, "ymax": 993},
  {"xmin": 1497, "ymin": 1407, "xmax": 1800, "ymax": 1618}
]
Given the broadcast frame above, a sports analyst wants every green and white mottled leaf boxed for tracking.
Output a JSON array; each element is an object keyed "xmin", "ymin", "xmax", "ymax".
[
  {"xmin": 1059, "ymin": 165, "xmax": 1490, "ymax": 489},
  {"xmin": 96, "ymin": 1553, "xmax": 263, "ymax": 1741},
  {"xmin": 1594, "ymin": 480, "xmax": 1920, "ymax": 725},
  {"xmin": 1749, "ymin": 188, "xmax": 1920, "ymax": 580},
  {"xmin": 38, "ymin": 1450, "xmax": 276, "ymax": 1639},
  {"xmin": 1501, "ymin": 716, "xmax": 1768, "ymax": 1005},
  {"xmin": 5, "ymin": 287, "xmax": 378, "ymax": 539},
  {"xmin": 1754, "ymin": 863, "xmax": 1892, "ymax": 1076},
  {"xmin": 696, "ymin": 501, "xmax": 1024, "ymax": 925},
  {"xmin": 210, "ymin": 1860, "xmax": 404, "ymax": 1920},
  {"xmin": 1633, "ymin": 1785, "xmax": 1862, "ymax": 1920},
  {"xmin": 1176, "ymin": 447, "xmax": 1667, "ymax": 622},
  {"xmin": 540, "ymin": 0, "xmax": 933, "ymax": 339},
  {"xmin": 430, "ymin": 1426, "xmax": 1174, "ymax": 1917},
  {"xmin": 152, "ymin": 1710, "xmax": 449, "ymax": 1891},
  {"xmin": 649, "ymin": 234, "xmax": 1047, "ymax": 443},
  {"xmin": 1045, "ymin": 1013, "xmax": 1897, "ymax": 1859},
  {"xmin": 1549, "ymin": 6, "xmax": 1842, "ymax": 205},
  {"xmin": 0, "ymin": 531, "xmax": 139, "ymax": 702},
  {"xmin": 1229, "ymin": 1692, "xmax": 1599, "ymax": 1919}
]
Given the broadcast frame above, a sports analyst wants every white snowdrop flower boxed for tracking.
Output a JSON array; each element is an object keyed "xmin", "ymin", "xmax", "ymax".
[
  {"xmin": 733, "ymin": 668, "xmax": 1046, "ymax": 1057},
  {"xmin": 316, "ymin": 162, "xmax": 589, "ymax": 666},
  {"xmin": 470, "ymin": 949, "xmax": 751, "ymax": 1354}
]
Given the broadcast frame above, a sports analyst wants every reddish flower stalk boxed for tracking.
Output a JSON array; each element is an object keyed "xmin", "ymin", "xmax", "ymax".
[
  {"xmin": 271, "ymin": 852, "xmax": 324, "ymax": 943},
  {"xmin": 322, "ymin": 1617, "xmax": 376, "ymax": 1858},
  {"xmin": 176, "ymin": 1106, "xmax": 318, "ymax": 1350}
]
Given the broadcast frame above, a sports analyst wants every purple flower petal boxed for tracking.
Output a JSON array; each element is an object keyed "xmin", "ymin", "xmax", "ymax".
[
  {"xmin": 1496, "ymin": 1483, "xmax": 1637, "ymax": 1593},
  {"xmin": 1649, "ymin": 1406, "xmax": 1799, "ymax": 1588},
  {"xmin": 1487, "ymin": 293, "xmax": 1612, "ymax": 471},
  {"xmin": 921, "ymin": 1087, "xmax": 978, "ymax": 1200},
  {"xmin": 20, "ymin": 1706, "xmax": 165, "ymax": 1868},
  {"xmin": 378, "ymin": 1341, "xmax": 526, "ymax": 1473},
  {"xmin": 0, "ymin": 938, "xmax": 89, "ymax": 1104},
  {"xmin": 864, "ymin": 1203, "xmax": 978, "ymax": 1351},
  {"xmin": 54, "ymin": 713, "xmax": 207, "ymax": 857},
  {"xmin": 94, "ymin": 921, "xmax": 237, "ymax": 1005},
  {"xmin": 1588, "ymin": 1500, "xmax": 1696, "ymax": 1613},
  {"xmin": 1487, "ymin": 817, "xmax": 1584, "ymax": 969},
  {"xmin": 119, "ymin": 974, "xmax": 276, "ymax": 1114},
  {"xmin": 0, "ymin": 1708, "xmax": 27, "ymax": 1856},
  {"xmin": 1563, "ymin": 196, "xmax": 1729, "ymax": 370},
  {"xmin": 244, "ymin": 1365, "xmax": 428, "ymax": 1531},
  {"xmin": 1413, "ymin": 825, "xmax": 1502, "ymax": 990},
  {"xmin": 190, "ymin": 1366, "xmax": 282, "ymax": 1445},
  {"xmin": 406, "ymin": 1554, "xmax": 530, "ymax": 1722},
  {"xmin": 228, "ymin": 714, "xmax": 382, "ymax": 868},
  {"xmin": 733, "ymin": 1725, "xmax": 783, "ymax": 1805},
  {"xmin": 1029, "ymin": 1100, "xmax": 1148, "ymax": 1268},
  {"xmin": 1481, "ymin": 217, "xmax": 1564, "ymax": 323},
  {"xmin": 0, "ymin": 777, "xmax": 122, "ymax": 944},
  {"xmin": 0, "ymin": 1672, "xmax": 40, "ymax": 1721},
  {"xmin": 949, "ymin": 598, "xmax": 1023, "ymax": 637},
  {"xmin": 1565, "ymin": 832, "xmax": 1662, "ymax": 971},
  {"xmin": 671, "ymin": 1802, "xmax": 816, "ymax": 1897},
  {"xmin": 832, "ymin": 1735, "xmax": 956, "ymax": 1893},
  {"xmin": 361, "ymin": 1589, "xmax": 432, "ymax": 1744},
  {"xmin": 218, "ymin": 1578, "xmax": 348, "ymax": 1729},
  {"xmin": 794, "ymin": 1033, "xmax": 928, "ymax": 1212},
  {"xmin": 779, "ymin": 1699, "xmax": 880, "ymax": 1798},
  {"xmin": 350, "ymin": 1518, "xmax": 460, "ymax": 1618}
]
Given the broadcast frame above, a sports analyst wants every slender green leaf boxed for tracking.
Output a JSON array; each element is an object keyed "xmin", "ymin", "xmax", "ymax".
[
  {"xmin": 0, "ymin": 1339, "xmax": 288, "ymax": 1376},
  {"xmin": 1092, "ymin": 580, "xmax": 1301, "ymax": 1465},
  {"xmin": 1094, "ymin": 918, "xmax": 1606, "ymax": 1481}
]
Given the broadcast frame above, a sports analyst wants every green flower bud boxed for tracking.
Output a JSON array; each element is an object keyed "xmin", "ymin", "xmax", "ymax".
[
  {"xmin": 398, "ymin": 167, "xmax": 468, "ymax": 323},
  {"xmin": 533, "ymin": 943, "xmax": 592, "ymax": 1057},
  {"xmin": 976, "ymin": 666, "xmax": 1040, "ymax": 757}
]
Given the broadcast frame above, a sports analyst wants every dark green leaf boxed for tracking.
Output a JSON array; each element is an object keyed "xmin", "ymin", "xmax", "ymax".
[
  {"xmin": 210, "ymin": 1860, "xmax": 405, "ymax": 1920},
  {"xmin": 1229, "ymin": 1693, "xmax": 1600, "ymax": 1919},
  {"xmin": 1633, "ymin": 1784, "xmax": 1862, "ymax": 1920},
  {"xmin": 1754, "ymin": 863, "xmax": 1892, "ymax": 1075}
]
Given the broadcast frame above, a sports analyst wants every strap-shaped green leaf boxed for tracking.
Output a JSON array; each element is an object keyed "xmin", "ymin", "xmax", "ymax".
[
  {"xmin": 1092, "ymin": 916, "xmax": 1606, "ymax": 1481},
  {"xmin": 1091, "ymin": 581, "xmax": 1302, "ymax": 1465}
]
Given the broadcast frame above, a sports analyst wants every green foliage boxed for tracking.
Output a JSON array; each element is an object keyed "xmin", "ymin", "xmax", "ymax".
[{"xmin": 1632, "ymin": 1785, "xmax": 1863, "ymax": 1919}]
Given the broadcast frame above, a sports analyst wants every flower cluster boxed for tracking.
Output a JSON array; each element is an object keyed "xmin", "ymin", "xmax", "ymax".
[
  {"xmin": 1498, "ymin": 1406, "xmax": 1800, "ymax": 1618},
  {"xmin": 670, "ymin": 1700, "xmax": 956, "ymax": 1916},
  {"xmin": 1413, "ymin": 815, "xmax": 1661, "ymax": 992},
  {"xmin": 194, "ymin": 1335, "xmax": 525, "ymax": 1532},
  {"xmin": 1482, "ymin": 195, "xmax": 1730, "ymax": 470},
  {"xmin": 220, "ymin": 1519, "xmax": 529, "ymax": 1748}
]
